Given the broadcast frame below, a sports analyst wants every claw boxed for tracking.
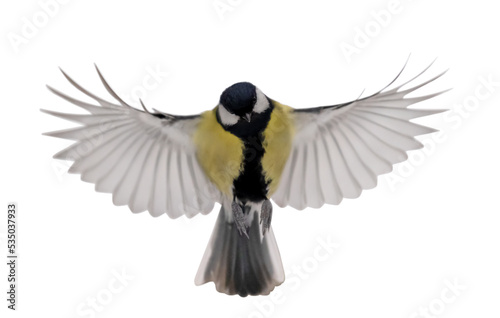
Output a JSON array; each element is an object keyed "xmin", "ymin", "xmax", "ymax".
[
  {"xmin": 232, "ymin": 201, "xmax": 249, "ymax": 238},
  {"xmin": 260, "ymin": 200, "xmax": 272, "ymax": 235}
]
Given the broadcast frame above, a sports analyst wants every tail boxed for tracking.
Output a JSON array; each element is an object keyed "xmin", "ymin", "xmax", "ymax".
[{"xmin": 195, "ymin": 205, "xmax": 285, "ymax": 296}]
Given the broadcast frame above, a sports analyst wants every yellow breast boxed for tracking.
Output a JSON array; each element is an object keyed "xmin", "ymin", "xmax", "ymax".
[
  {"xmin": 261, "ymin": 101, "xmax": 294, "ymax": 196},
  {"xmin": 193, "ymin": 109, "xmax": 244, "ymax": 196},
  {"xmin": 193, "ymin": 102, "xmax": 294, "ymax": 198}
]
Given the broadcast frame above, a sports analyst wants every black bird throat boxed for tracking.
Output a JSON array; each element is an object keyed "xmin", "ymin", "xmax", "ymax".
[{"xmin": 216, "ymin": 103, "xmax": 274, "ymax": 204}]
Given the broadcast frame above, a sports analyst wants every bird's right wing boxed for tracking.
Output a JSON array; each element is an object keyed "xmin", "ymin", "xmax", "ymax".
[{"xmin": 43, "ymin": 67, "xmax": 221, "ymax": 218}]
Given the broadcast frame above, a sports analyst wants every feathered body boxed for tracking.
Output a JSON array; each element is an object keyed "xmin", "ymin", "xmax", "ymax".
[
  {"xmin": 193, "ymin": 84, "xmax": 294, "ymax": 295},
  {"xmin": 193, "ymin": 102, "xmax": 293, "ymax": 199}
]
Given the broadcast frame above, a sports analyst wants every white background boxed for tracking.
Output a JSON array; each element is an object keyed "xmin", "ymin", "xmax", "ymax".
[{"xmin": 1, "ymin": 0, "xmax": 499, "ymax": 317}]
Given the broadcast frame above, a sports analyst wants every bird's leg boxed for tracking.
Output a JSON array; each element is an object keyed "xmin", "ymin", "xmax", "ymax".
[
  {"xmin": 260, "ymin": 199, "xmax": 272, "ymax": 235},
  {"xmin": 231, "ymin": 201, "xmax": 249, "ymax": 238}
]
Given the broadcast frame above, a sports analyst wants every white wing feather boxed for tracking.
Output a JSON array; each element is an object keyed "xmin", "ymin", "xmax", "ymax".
[
  {"xmin": 272, "ymin": 61, "xmax": 449, "ymax": 210},
  {"xmin": 43, "ymin": 67, "xmax": 220, "ymax": 218}
]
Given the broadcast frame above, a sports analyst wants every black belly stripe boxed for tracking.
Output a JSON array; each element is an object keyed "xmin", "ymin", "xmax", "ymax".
[
  {"xmin": 232, "ymin": 134, "xmax": 268, "ymax": 203},
  {"xmin": 216, "ymin": 99, "xmax": 274, "ymax": 204}
]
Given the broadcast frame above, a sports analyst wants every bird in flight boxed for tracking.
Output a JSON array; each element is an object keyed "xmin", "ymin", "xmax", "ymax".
[{"xmin": 43, "ymin": 59, "xmax": 448, "ymax": 297}]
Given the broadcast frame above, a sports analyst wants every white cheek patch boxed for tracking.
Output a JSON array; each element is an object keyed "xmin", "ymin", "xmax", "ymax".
[
  {"xmin": 218, "ymin": 105, "xmax": 239, "ymax": 126},
  {"xmin": 253, "ymin": 88, "xmax": 270, "ymax": 114}
]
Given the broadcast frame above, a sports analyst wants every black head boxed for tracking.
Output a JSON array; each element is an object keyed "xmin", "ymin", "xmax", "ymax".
[
  {"xmin": 219, "ymin": 82, "xmax": 257, "ymax": 117},
  {"xmin": 217, "ymin": 82, "xmax": 271, "ymax": 128}
]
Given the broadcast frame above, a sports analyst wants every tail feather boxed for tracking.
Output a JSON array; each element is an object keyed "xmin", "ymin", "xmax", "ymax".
[{"xmin": 195, "ymin": 205, "xmax": 284, "ymax": 296}]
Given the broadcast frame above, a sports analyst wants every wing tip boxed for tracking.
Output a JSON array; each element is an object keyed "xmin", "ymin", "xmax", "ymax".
[
  {"xmin": 42, "ymin": 130, "xmax": 61, "ymax": 138},
  {"xmin": 46, "ymin": 84, "xmax": 56, "ymax": 93},
  {"xmin": 58, "ymin": 66, "xmax": 71, "ymax": 81},
  {"xmin": 40, "ymin": 108, "xmax": 56, "ymax": 117}
]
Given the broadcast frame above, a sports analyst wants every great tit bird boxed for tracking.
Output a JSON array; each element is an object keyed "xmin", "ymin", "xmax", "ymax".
[{"xmin": 42, "ymin": 60, "xmax": 448, "ymax": 297}]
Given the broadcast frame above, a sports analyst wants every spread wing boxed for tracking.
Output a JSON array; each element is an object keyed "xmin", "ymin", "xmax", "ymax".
[
  {"xmin": 272, "ymin": 61, "xmax": 449, "ymax": 210},
  {"xmin": 42, "ymin": 66, "xmax": 220, "ymax": 218}
]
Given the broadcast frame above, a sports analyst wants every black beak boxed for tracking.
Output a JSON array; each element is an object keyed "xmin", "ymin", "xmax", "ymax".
[{"xmin": 243, "ymin": 113, "xmax": 252, "ymax": 122}]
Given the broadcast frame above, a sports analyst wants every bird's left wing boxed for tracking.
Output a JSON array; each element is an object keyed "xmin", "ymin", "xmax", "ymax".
[
  {"xmin": 43, "ymin": 67, "xmax": 220, "ymax": 218},
  {"xmin": 272, "ymin": 61, "xmax": 449, "ymax": 210}
]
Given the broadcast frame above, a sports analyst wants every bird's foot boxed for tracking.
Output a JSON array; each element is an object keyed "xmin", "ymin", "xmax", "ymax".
[
  {"xmin": 232, "ymin": 201, "xmax": 249, "ymax": 238},
  {"xmin": 260, "ymin": 199, "xmax": 272, "ymax": 236}
]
